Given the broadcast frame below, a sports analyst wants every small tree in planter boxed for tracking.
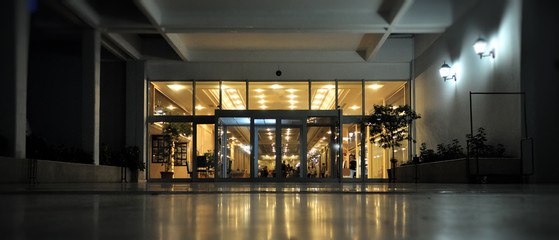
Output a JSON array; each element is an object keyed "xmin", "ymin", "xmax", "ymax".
[
  {"xmin": 365, "ymin": 105, "xmax": 420, "ymax": 182},
  {"xmin": 160, "ymin": 122, "xmax": 192, "ymax": 179}
]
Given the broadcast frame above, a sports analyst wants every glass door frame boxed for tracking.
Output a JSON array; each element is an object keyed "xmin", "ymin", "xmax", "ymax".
[{"xmin": 215, "ymin": 110, "xmax": 339, "ymax": 182}]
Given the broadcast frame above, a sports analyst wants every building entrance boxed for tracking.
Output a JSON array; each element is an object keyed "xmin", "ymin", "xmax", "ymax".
[{"xmin": 216, "ymin": 110, "xmax": 339, "ymax": 181}]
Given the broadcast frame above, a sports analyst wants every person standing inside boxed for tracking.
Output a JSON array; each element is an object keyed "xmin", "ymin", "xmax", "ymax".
[
  {"xmin": 349, "ymin": 154, "xmax": 357, "ymax": 178},
  {"xmin": 320, "ymin": 163, "xmax": 326, "ymax": 178}
]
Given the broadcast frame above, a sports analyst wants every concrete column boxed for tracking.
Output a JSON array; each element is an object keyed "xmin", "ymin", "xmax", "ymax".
[
  {"xmin": 0, "ymin": 0, "xmax": 29, "ymax": 158},
  {"xmin": 126, "ymin": 61, "xmax": 147, "ymax": 174},
  {"xmin": 82, "ymin": 30, "xmax": 101, "ymax": 165}
]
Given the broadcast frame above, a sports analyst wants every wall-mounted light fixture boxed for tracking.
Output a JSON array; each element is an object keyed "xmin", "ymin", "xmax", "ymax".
[
  {"xmin": 439, "ymin": 62, "xmax": 456, "ymax": 82},
  {"xmin": 473, "ymin": 37, "xmax": 495, "ymax": 59}
]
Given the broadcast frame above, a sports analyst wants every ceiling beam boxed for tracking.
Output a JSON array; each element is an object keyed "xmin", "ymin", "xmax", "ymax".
[
  {"xmin": 105, "ymin": 33, "xmax": 142, "ymax": 60},
  {"xmin": 357, "ymin": 0, "xmax": 414, "ymax": 61},
  {"xmin": 134, "ymin": 0, "xmax": 191, "ymax": 61}
]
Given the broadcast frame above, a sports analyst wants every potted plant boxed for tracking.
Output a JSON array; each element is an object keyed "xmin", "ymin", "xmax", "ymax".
[
  {"xmin": 122, "ymin": 146, "xmax": 144, "ymax": 182},
  {"xmin": 160, "ymin": 122, "xmax": 192, "ymax": 179},
  {"xmin": 365, "ymin": 104, "xmax": 420, "ymax": 182}
]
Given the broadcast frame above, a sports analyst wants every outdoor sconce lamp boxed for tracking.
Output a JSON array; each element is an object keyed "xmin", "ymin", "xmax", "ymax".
[
  {"xmin": 439, "ymin": 62, "xmax": 456, "ymax": 82},
  {"xmin": 473, "ymin": 37, "xmax": 495, "ymax": 59}
]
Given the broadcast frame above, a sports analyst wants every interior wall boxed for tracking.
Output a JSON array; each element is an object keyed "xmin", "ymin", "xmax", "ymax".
[
  {"xmin": 521, "ymin": 0, "xmax": 559, "ymax": 183},
  {"xmin": 414, "ymin": 0, "xmax": 522, "ymax": 157}
]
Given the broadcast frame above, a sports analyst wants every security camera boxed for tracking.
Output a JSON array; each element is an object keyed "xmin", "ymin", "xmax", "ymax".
[{"xmin": 275, "ymin": 70, "xmax": 282, "ymax": 76}]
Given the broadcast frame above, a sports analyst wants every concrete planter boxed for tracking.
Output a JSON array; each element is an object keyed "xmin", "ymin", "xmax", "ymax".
[{"xmin": 395, "ymin": 158, "xmax": 522, "ymax": 183}]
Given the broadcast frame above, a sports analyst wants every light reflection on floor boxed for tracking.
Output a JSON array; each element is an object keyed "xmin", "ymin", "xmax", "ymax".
[{"xmin": 1, "ymin": 183, "xmax": 559, "ymax": 239}]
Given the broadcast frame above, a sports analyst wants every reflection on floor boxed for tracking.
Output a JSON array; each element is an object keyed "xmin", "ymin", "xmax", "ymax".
[{"xmin": 1, "ymin": 183, "xmax": 558, "ymax": 239}]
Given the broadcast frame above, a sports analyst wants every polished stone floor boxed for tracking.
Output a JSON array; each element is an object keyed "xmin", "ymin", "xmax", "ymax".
[{"xmin": 1, "ymin": 183, "xmax": 558, "ymax": 240}]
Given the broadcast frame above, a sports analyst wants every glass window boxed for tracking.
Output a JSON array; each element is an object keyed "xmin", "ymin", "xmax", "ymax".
[
  {"xmin": 150, "ymin": 82, "xmax": 192, "ymax": 116},
  {"xmin": 342, "ymin": 124, "xmax": 363, "ymax": 178},
  {"xmin": 196, "ymin": 124, "xmax": 215, "ymax": 178},
  {"xmin": 310, "ymin": 81, "xmax": 336, "ymax": 110},
  {"xmin": 248, "ymin": 82, "xmax": 308, "ymax": 110},
  {"xmin": 255, "ymin": 120, "xmax": 276, "ymax": 178},
  {"xmin": 364, "ymin": 81, "xmax": 407, "ymax": 115},
  {"xmin": 307, "ymin": 126, "xmax": 334, "ymax": 178},
  {"xmin": 217, "ymin": 117, "xmax": 251, "ymax": 178},
  {"xmin": 222, "ymin": 81, "xmax": 246, "ymax": 110},
  {"xmin": 195, "ymin": 81, "xmax": 219, "ymax": 115},
  {"xmin": 282, "ymin": 127, "xmax": 301, "ymax": 178},
  {"xmin": 149, "ymin": 122, "xmax": 193, "ymax": 179},
  {"xmin": 338, "ymin": 81, "xmax": 363, "ymax": 115}
]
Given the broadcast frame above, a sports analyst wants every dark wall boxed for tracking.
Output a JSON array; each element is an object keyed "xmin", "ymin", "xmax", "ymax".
[
  {"xmin": 521, "ymin": 0, "xmax": 559, "ymax": 183},
  {"xmin": 100, "ymin": 56, "xmax": 126, "ymax": 150},
  {"xmin": 27, "ymin": 37, "xmax": 83, "ymax": 148}
]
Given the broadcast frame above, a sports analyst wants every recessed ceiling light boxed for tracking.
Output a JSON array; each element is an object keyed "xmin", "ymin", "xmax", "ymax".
[
  {"xmin": 167, "ymin": 105, "xmax": 176, "ymax": 110},
  {"xmin": 260, "ymin": 105, "xmax": 267, "ymax": 109},
  {"xmin": 195, "ymin": 105, "xmax": 204, "ymax": 110},
  {"xmin": 290, "ymin": 105, "xmax": 296, "ymax": 109},
  {"xmin": 258, "ymin": 95, "xmax": 265, "ymax": 99},
  {"xmin": 317, "ymin": 89, "xmax": 327, "ymax": 93},
  {"xmin": 234, "ymin": 100, "xmax": 242, "ymax": 104},
  {"xmin": 255, "ymin": 89, "xmax": 263, "ymax": 92},
  {"xmin": 325, "ymin": 85, "xmax": 335, "ymax": 89},
  {"xmin": 237, "ymin": 106, "xmax": 245, "ymax": 110},
  {"xmin": 287, "ymin": 89, "xmax": 296, "ymax": 93},
  {"xmin": 167, "ymin": 84, "xmax": 185, "ymax": 91},
  {"xmin": 315, "ymin": 94, "xmax": 324, "ymax": 99},
  {"xmin": 259, "ymin": 100, "xmax": 266, "ymax": 104},
  {"xmin": 226, "ymin": 88, "xmax": 236, "ymax": 92},
  {"xmin": 288, "ymin": 95, "xmax": 296, "ymax": 98},
  {"xmin": 351, "ymin": 106, "xmax": 360, "ymax": 110},
  {"xmin": 369, "ymin": 84, "xmax": 384, "ymax": 90},
  {"xmin": 313, "ymin": 100, "xmax": 321, "ymax": 104},
  {"xmin": 271, "ymin": 84, "xmax": 281, "ymax": 89},
  {"xmin": 289, "ymin": 100, "xmax": 297, "ymax": 104}
]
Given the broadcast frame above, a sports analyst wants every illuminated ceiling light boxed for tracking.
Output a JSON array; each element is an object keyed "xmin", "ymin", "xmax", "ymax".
[
  {"xmin": 287, "ymin": 89, "xmax": 296, "ymax": 93},
  {"xmin": 439, "ymin": 62, "xmax": 456, "ymax": 82},
  {"xmin": 312, "ymin": 105, "xmax": 319, "ymax": 109},
  {"xmin": 288, "ymin": 100, "xmax": 297, "ymax": 104},
  {"xmin": 285, "ymin": 136, "xmax": 290, "ymax": 140},
  {"xmin": 269, "ymin": 136, "xmax": 273, "ymax": 140},
  {"xmin": 258, "ymin": 95, "xmax": 265, "ymax": 99},
  {"xmin": 230, "ymin": 137, "xmax": 236, "ymax": 140},
  {"xmin": 260, "ymin": 105, "xmax": 267, "ymax": 109},
  {"xmin": 167, "ymin": 84, "xmax": 185, "ymax": 91},
  {"xmin": 327, "ymin": 131, "xmax": 332, "ymax": 134},
  {"xmin": 313, "ymin": 100, "xmax": 322, "ymax": 104},
  {"xmin": 267, "ymin": 128, "xmax": 271, "ymax": 131},
  {"xmin": 237, "ymin": 106, "xmax": 245, "ymax": 110},
  {"xmin": 255, "ymin": 89, "xmax": 264, "ymax": 93},
  {"xmin": 271, "ymin": 84, "xmax": 281, "ymax": 89},
  {"xmin": 288, "ymin": 95, "xmax": 297, "ymax": 98},
  {"xmin": 315, "ymin": 94, "xmax": 324, "ymax": 99},
  {"xmin": 392, "ymin": 106, "xmax": 398, "ymax": 110},
  {"xmin": 226, "ymin": 88, "xmax": 236, "ymax": 93},
  {"xmin": 195, "ymin": 105, "xmax": 204, "ymax": 110},
  {"xmin": 351, "ymin": 106, "xmax": 360, "ymax": 110},
  {"xmin": 369, "ymin": 84, "xmax": 384, "ymax": 90},
  {"xmin": 234, "ymin": 100, "xmax": 242, "ymax": 104},
  {"xmin": 317, "ymin": 89, "xmax": 327, "ymax": 93},
  {"xmin": 231, "ymin": 95, "xmax": 240, "ymax": 99},
  {"xmin": 259, "ymin": 100, "xmax": 266, "ymax": 104},
  {"xmin": 325, "ymin": 85, "xmax": 335, "ymax": 89},
  {"xmin": 290, "ymin": 105, "xmax": 296, "ymax": 109},
  {"xmin": 267, "ymin": 132, "xmax": 272, "ymax": 135},
  {"xmin": 167, "ymin": 105, "xmax": 176, "ymax": 110}
]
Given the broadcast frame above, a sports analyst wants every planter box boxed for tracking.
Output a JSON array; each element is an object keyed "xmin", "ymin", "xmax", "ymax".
[
  {"xmin": 395, "ymin": 158, "xmax": 522, "ymax": 183},
  {"xmin": 0, "ymin": 156, "xmax": 145, "ymax": 183}
]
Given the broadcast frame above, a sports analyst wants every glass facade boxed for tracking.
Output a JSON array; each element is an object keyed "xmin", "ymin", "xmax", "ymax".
[{"xmin": 147, "ymin": 80, "xmax": 409, "ymax": 181}]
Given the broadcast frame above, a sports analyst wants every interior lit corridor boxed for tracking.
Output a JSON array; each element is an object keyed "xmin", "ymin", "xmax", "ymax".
[{"xmin": 1, "ymin": 183, "xmax": 558, "ymax": 239}]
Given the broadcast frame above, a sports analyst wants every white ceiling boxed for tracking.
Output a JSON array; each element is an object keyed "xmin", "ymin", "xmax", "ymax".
[{"xmin": 60, "ymin": 0, "xmax": 469, "ymax": 63}]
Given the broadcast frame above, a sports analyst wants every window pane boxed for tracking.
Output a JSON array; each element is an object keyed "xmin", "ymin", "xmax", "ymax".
[
  {"xmin": 338, "ymin": 81, "xmax": 362, "ymax": 115},
  {"xmin": 342, "ymin": 124, "xmax": 363, "ymax": 178},
  {"xmin": 310, "ymin": 81, "xmax": 336, "ymax": 110},
  {"xmin": 307, "ymin": 126, "xmax": 334, "ymax": 178},
  {"xmin": 196, "ymin": 124, "xmax": 215, "ymax": 179},
  {"xmin": 364, "ymin": 81, "xmax": 407, "ymax": 115},
  {"xmin": 249, "ymin": 82, "xmax": 308, "ymax": 110},
  {"xmin": 195, "ymin": 81, "xmax": 219, "ymax": 115},
  {"xmin": 222, "ymin": 81, "xmax": 246, "ymax": 110},
  {"xmin": 149, "ymin": 122, "xmax": 193, "ymax": 179},
  {"xmin": 150, "ymin": 82, "xmax": 192, "ymax": 116}
]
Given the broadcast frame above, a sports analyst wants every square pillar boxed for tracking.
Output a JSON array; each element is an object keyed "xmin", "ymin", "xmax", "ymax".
[
  {"xmin": 0, "ymin": 0, "xmax": 29, "ymax": 158},
  {"xmin": 82, "ymin": 30, "xmax": 100, "ymax": 165},
  {"xmin": 126, "ymin": 61, "xmax": 147, "ymax": 176}
]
